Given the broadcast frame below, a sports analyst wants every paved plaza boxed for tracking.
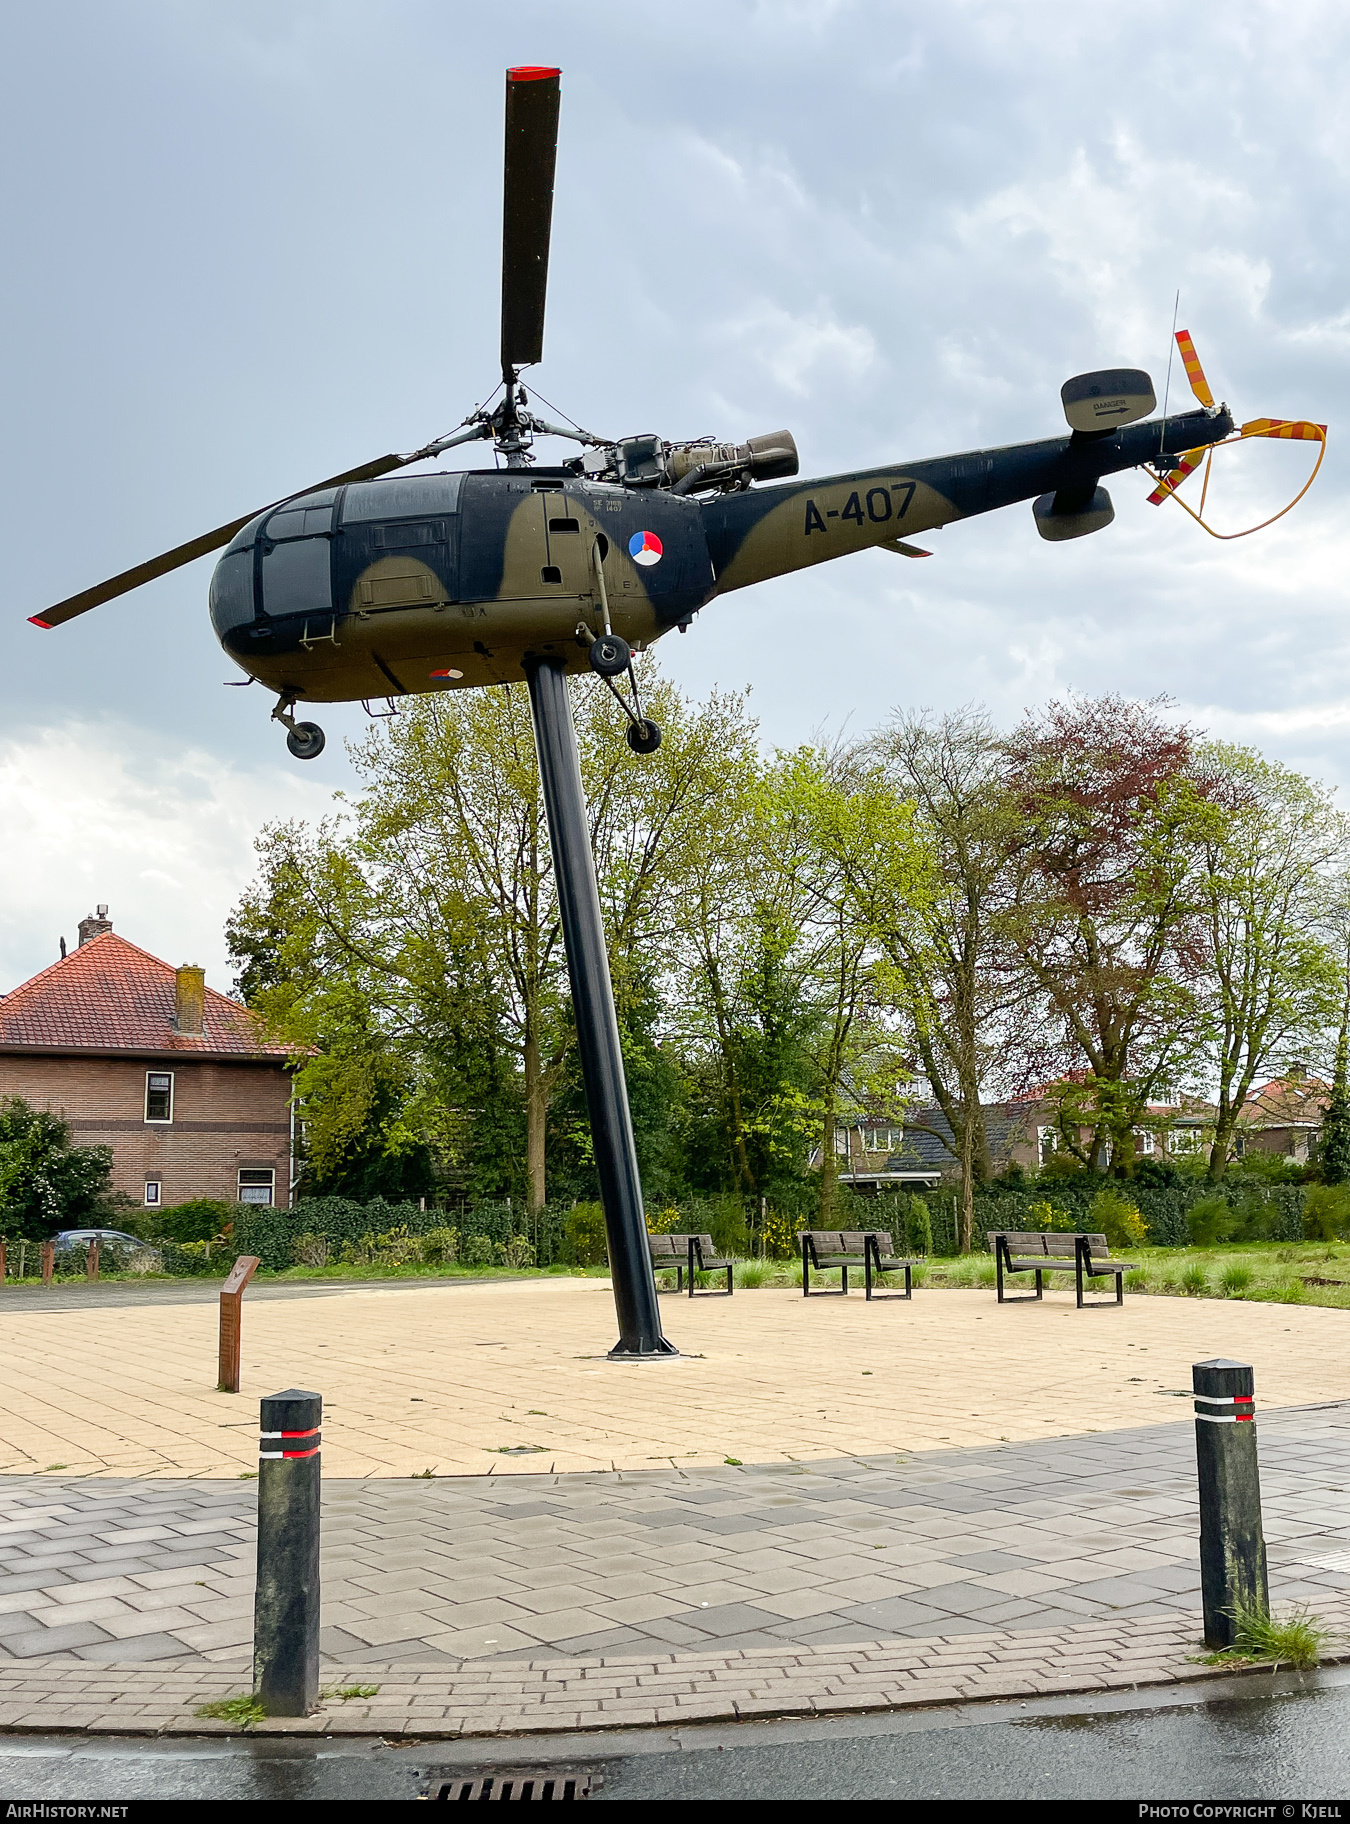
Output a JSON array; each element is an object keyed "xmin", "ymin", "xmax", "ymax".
[
  {"xmin": 2, "ymin": 1276, "xmax": 1349, "ymax": 1477},
  {"xmin": 1, "ymin": 1277, "xmax": 1348, "ymax": 1735}
]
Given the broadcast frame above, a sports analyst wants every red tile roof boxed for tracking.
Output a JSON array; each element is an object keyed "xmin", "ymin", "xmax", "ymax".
[
  {"xmin": 1240, "ymin": 1076, "xmax": 1329, "ymax": 1128},
  {"xmin": 0, "ymin": 933, "xmax": 290, "ymax": 1058}
]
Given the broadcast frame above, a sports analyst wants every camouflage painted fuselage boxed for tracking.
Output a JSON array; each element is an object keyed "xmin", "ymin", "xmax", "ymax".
[{"xmin": 210, "ymin": 406, "xmax": 1231, "ymax": 704}]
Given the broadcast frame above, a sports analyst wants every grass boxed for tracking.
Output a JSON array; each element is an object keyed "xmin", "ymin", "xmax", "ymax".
[
  {"xmin": 321, "ymin": 1684, "xmax": 379, "ymax": 1702},
  {"xmin": 1203, "ymin": 1597, "xmax": 1336, "ymax": 1670},
  {"xmin": 194, "ymin": 1694, "xmax": 267, "ymax": 1728}
]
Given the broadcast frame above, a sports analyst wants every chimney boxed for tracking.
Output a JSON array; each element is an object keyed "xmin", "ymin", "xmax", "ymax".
[
  {"xmin": 174, "ymin": 964, "xmax": 206, "ymax": 1037},
  {"xmin": 77, "ymin": 904, "xmax": 112, "ymax": 946}
]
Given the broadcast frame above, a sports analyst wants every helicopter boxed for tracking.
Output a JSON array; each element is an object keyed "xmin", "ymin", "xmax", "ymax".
[
  {"xmin": 26, "ymin": 69, "xmax": 1325, "ymax": 1358},
  {"xmin": 27, "ymin": 66, "xmax": 1308, "ymax": 766}
]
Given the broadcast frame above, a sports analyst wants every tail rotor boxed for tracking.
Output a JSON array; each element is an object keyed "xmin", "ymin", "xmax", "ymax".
[{"xmin": 1146, "ymin": 329, "xmax": 1326, "ymax": 538}]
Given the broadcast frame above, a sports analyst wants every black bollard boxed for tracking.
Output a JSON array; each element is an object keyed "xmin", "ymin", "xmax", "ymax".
[
  {"xmin": 253, "ymin": 1389, "xmax": 321, "ymax": 1716},
  {"xmin": 1193, "ymin": 1358, "xmax": 1269, "ymax": 1649}
]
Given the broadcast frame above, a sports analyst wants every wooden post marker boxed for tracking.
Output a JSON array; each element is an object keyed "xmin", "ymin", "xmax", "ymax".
[
  {"xmin": 85, "ymin": 1238, "xmax": 100, "ymax": 1282},
  {"xmin": 253, "ymin": 1388, "xmax": 321, "ymax": 1716},
  {"xmin": 0, "ymin": 1239, "xmax": 6, "ymax": 1285},
  {"xmin": 1193, "ymin": 1357, "xmax": 1269, "ymax": 1649},
  {"xmin": 218, "ymin": 1256, "xmax": 262, "ymax": 1393},
  {"xmin": 41, "ymin": 1242, "xmax": 54, "ymax": 1287}
]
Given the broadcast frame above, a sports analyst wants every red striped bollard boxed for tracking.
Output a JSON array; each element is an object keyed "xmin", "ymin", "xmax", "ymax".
[
  {"xmin": 1193, "ymin": 1357, "xmax": 1269, "ymax": 1649},
  {"xmin": 253, "ymin": 1389, "xmax": 321, "ymax": 1716}
]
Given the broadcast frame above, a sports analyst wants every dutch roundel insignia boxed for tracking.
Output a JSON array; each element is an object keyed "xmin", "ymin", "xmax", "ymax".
[{"xmin": 629, "ymin": 530, "xmax": 663, "ymax": 566}]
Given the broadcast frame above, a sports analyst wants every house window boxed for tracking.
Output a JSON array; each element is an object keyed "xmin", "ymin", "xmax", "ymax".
[
  {"xmin": 145, "ymin": 1072, "xmax": 174, "ymax": 1123},
  {"xmin": 144, "ymin": 1180, "xmax": 161, "ymax": 1206},
  {"xmin": 834, "ymin": 1127, "xmax": 850, "ymax": 1157},
  {"xmin": 1234, "ymin": 1135, "xmax": 1245, "ymax": 1158},
  {"xmin": 238, "ymin": 1169, "xmax": 275, "ymax": 1206},
  {"xmin": 1038, "ymin": 1125, "xmax": 1057, "ymax": 1166},
  {"xmin": 1132, "ymin": 1127, "xmax": 1155, "ymax": 1156},
  {"xmin": 1170, "ymin": 1127, "xmax": 1202, "ymax": 1155},
  {"xmin": 861, "ymin": 1126, "xmax": 902, "ymax": 1152}
]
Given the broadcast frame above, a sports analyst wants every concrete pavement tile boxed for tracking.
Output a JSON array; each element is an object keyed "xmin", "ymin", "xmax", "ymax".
[{"xmin": 2, "ymin": 1621, "xmax": 113, "ymax": 1657}]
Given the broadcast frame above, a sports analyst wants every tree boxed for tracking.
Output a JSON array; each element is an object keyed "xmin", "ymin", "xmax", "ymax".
[
  {"xmin": 0, "ymin": 1099, "xmax": 115, "ymax": 1240},
  {"xmin": 1195, "ymin": 743, "xmax": 1345, "ymax": 1178},
  {"xmin": 1316, "ymin": 867, "xmax": 1350, "ymax": 1185},
  {"xmin": 832, "ymin": 709, "xmax": 1021, "ymax": 1251},
  {"xmin": 229, "ymin": 662, "xmax": 760, "ymax": 1210},
  {"xmin": 758, "ymin": 746, "xmax": 903, "ymax": 1222},
  {"xmin": 1001, "ymin": 695, "xmax": 1216, "ymax": 1174}
]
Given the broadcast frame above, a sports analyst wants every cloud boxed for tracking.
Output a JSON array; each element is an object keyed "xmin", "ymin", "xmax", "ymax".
[
  {"xmin": 0, "ymin": 721, "xmax": 334, "ymax": 994},
  {"xmin": 3, "ymin": 0, "xmax": 1350, "ymax": 967}
]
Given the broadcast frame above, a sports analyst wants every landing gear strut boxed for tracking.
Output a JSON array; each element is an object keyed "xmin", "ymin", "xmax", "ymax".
[
  {"xmin": 582, "ymin": 542, "xmax": 661, "ymax": 756},
  {"xmin": 271, "ymin": 695, "xmax": 326, "ymax": 761}
]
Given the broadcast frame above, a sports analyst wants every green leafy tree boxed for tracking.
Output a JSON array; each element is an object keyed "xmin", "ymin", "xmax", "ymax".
[
  {"xmin": 229, "ymin": 661, "xmax": 759, "ymax": 1211},
  {"xmin": 826, "ymin": 709, "xmax": 1019, "ymax": 1250},
  {"xmin": 1195, "ymin": 743, "xmax": 1344, "ymax": 1178},
  {"xmin": 0, "ymin": 1099, "xmax": 115, "ymax": 1240}
]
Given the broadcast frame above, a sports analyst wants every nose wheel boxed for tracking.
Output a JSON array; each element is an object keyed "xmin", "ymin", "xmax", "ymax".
[
  {"xmin": 286, "ymin": 722, "xmax": 326, "ymax": 760},
  {"xmin": 271, "ymin": 695, "xmax": 326, "ymax": 761}
]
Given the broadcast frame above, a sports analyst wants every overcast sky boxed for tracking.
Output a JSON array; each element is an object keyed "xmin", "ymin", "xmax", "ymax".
[{"xmin": 1, "ymin": 0, "xmax": 1347, "ymax": 992}]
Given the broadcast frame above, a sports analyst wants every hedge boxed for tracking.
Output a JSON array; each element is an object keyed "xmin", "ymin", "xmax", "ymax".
[
  {"xmin": 233, "ymin": 1196, "xmax": 576, "ymax": 1271},
  {"xmin": 904, "ymin": 1181, "xmax": 1306, "ymax": 1254}
]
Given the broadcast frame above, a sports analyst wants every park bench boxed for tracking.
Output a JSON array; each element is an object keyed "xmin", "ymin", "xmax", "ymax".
[
  {"xmin": 646, "ymin": 1232, "xmax": 734, "ymax": 1297},
  {"xmin": 986, "ymin": 1230, "xmax": 1138, "ymax": 1308},
  {"xmin": 799, "ymin": 1229, "xmax": 919, "ymax": 1301}
]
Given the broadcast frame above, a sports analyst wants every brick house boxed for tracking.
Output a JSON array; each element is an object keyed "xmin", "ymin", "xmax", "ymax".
[
  {"xmin": 1234, "ymin": 1073, "xmax": 1329, "ymax": 1163},
  {"xmin": 0, "ymin": 910, "xmax": 294, "ymax": 1212}
]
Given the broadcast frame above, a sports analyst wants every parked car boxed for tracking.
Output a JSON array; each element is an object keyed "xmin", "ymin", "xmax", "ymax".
[{"xmin": 53, "ymin": 1228, "xmax": 162, "ymax": 1266}]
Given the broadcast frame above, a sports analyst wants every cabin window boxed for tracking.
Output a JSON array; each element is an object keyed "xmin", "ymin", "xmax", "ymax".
[
  {"xmin": 261, "ymin": 537, "xmax": 331, "ymax": 616},
  {"xmin": 238, "ymin": 1169, "xmax": 275, "ymax": 1206},
  {"xmin": 548, "ymin": 517, "xmax": 580, "ymax": 533},
  {"xmin": 541, "ymin": 565, "xmax": 563, "ymax": 585},
  {"xmin": 144, "ymin": 1181, "xmax": 161, "ymax": 1207},
  {"xmin": 145, "ymin": 1072, "xmax": 174, "ymax": 1123}
]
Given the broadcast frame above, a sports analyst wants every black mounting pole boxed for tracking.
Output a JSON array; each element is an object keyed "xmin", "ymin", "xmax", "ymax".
[{"xmin": 524, "ymin": 654, "xmax": 676, "ymax": 1358}]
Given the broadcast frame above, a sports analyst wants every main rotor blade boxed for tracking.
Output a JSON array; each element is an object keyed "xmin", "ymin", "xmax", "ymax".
[
  {"xmin": 28, "ymin": 451, "xmax": 410, "ymax": 629},
  {"xmin": 500, "ymin": 65, "xmax": 561, "ymax": 375}
]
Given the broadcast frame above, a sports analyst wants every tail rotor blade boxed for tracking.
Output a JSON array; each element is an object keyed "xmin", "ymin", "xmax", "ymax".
[
  {"xmin": 500, "ymin": 65, "xmax": 561, "ymax": 376},
  {"xmin": 1147, "ymin": 446, "xmax": 1208, "ymax": 505},
  {"xmin": 1175, "ymin": 329, "xmax": 1215, "ymax": 409}
]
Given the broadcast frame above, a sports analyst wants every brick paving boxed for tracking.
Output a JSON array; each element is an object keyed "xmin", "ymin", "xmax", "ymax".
[
  {"xmin": 1, "ymin": 1403, "xmax": 1348, "ymax": 1680},
  {"xmin": 1, "ymin": 1277, "xmax": 1348, "ymax": 1735},
  {"xmin": 6, "ymin": 1602, "xmax": 1346, "ymax": 1738}
]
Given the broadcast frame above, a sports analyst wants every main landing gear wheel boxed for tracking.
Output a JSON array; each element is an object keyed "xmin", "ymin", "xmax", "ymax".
[
  {"xmin": 286, "ymin": 721, "xmax": 326, "ymax": 760},
  {"xmin": 589, "ymin": 634, "xmax": 631, "ymax": 677},
  {"xmin": 626, "ymin": 719, "xmax": 661, "ymax": 754}
]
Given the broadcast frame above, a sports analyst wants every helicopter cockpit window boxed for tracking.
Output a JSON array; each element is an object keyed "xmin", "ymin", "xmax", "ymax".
[
  {"xmin": 265, "ymin": 505, "xmax": 333, "ymax": 541},
  {"xmin": 261, "ymin": 538, "xmax": 332, "ymax": 617},
  {"xmin": 208, "ymin": 551, "xmax": 255, "ymax": 630},
  {"xmin": 340, "ymin": 474, "xmax": 465, "ymax": 523}
]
